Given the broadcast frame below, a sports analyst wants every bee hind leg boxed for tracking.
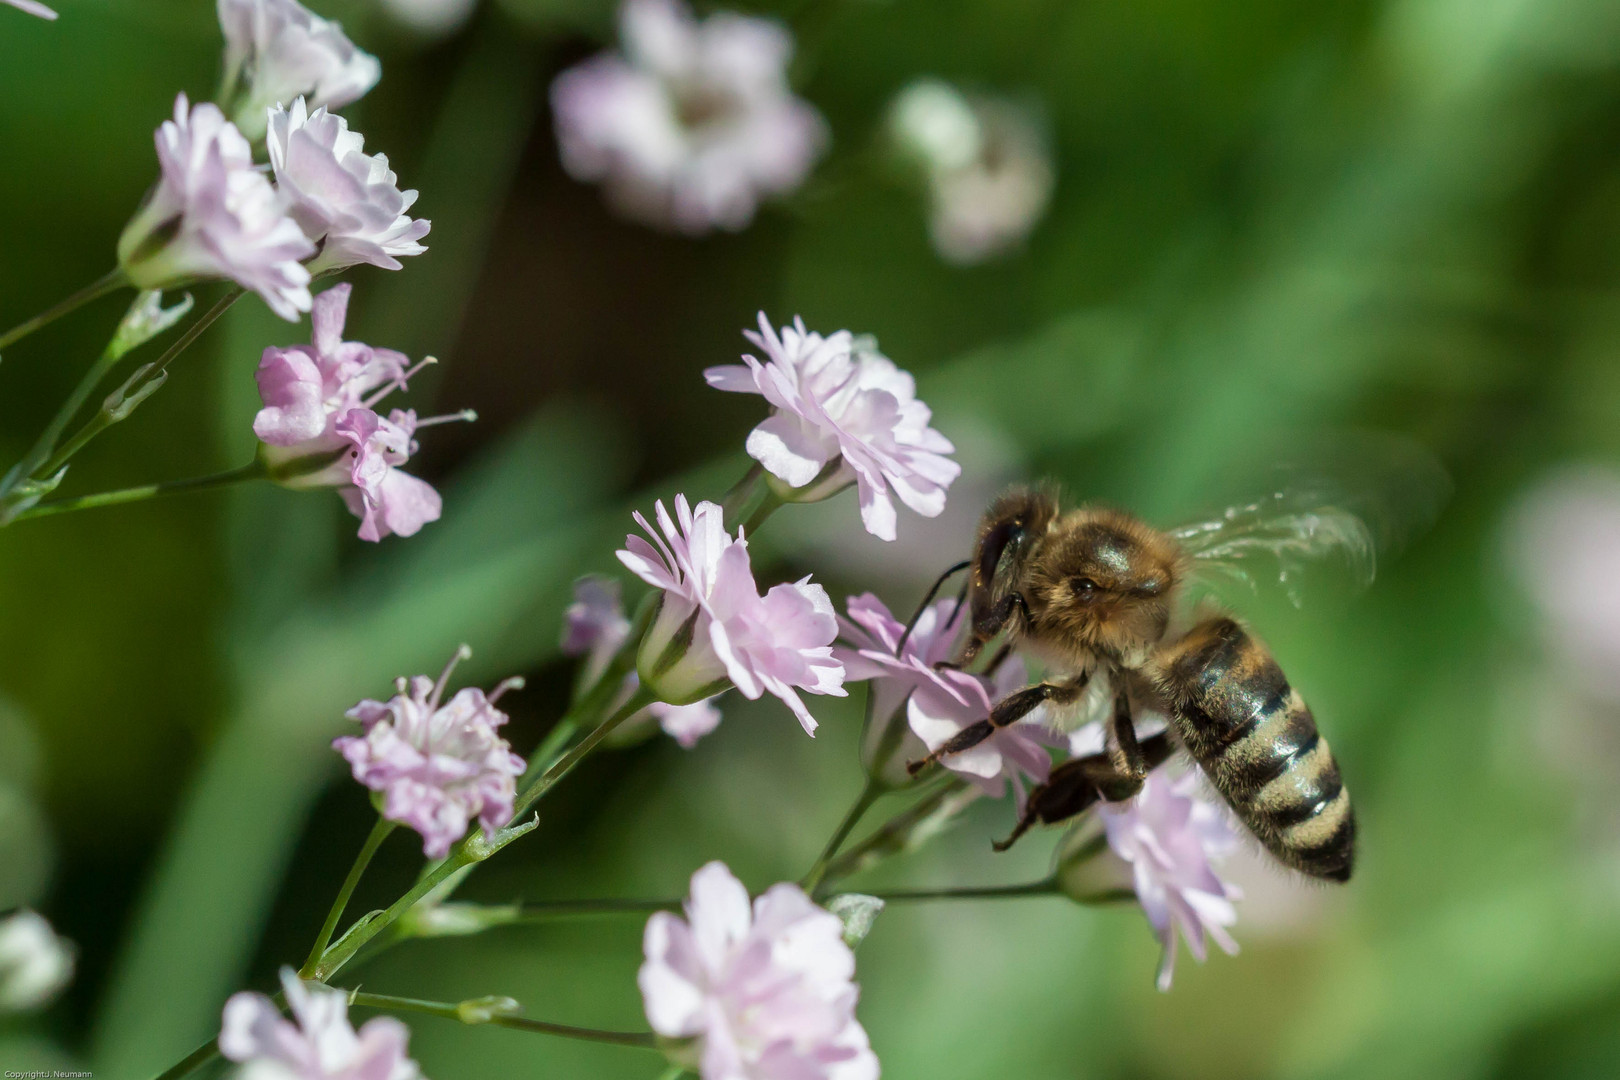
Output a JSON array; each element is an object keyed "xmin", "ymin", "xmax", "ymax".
[
  {"xmin": 906, "ymin": 672, "xmax": 1090, "ymax": 776},
  {"xmin": 992, "ymin": 731, "xmax": 1175, "ymax": 852}
]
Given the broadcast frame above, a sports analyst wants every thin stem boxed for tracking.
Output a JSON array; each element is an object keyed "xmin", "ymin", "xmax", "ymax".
[
  {"xmin": 518, "ymin": 897, "xmax": 677, "ymax": 918},
  {"xmin": 144, "ymin": 287, "xmax": 244, "ymax": 381},
  {"xmin": 312, "ymin": 848, "xmax": 474, "ymax": 982},
  {"xmin": 147, "ymin": 1037, "xmax": 218, "ymax": 1080},
  {"xmin": 514, "ymin": 688, "xmax": 657, "ymax": 819},
  {"xmin": 874, "ymin": 878, "xmax": 1059, "ymax": 903},
  {"xmin": 802, "ymin": 779, "xmax": 884, "ymax": 896},
  {"xmin": 719, "ymin": 462, "xmax": 765, "ymax": 524},
  {"xmin": 12, "ymin": 460, "xmax": 265, "ymax": 521},
  {"xmin": 0, "ymin": 268, "xmax": 125, "ymax": 352},
  {"xmin": 347, "ymin": 991, "xmax": 660, "ymax": 1049},
  {"xmin": 655, "ymin": 1067, "xmax": 691, "ymax": 1080},
  {"xmin": 301, "ymin": 818, "xmax": 397, "ymax": 977},
  {"xmin": 741, "ymin": 489, "xmax": 784, "ymax": 536},
  {"xmin": 819, "ymin": 777, "xmax": 969, "ymax": 889}
]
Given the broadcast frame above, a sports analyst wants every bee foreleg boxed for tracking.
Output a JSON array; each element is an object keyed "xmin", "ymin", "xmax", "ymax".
[
  {"xmin": 943, "ymin": 591, "xmax": 1031, "ymax": 670},
  {"xmin": 906, "ymin": 672, "xmax": 1089, "ymax": 776},
  {"xmin": 1106, "ymin": 691, "xmax": 1146, "ymax": 782},
  {"xmin": 992, "ymin": 732, "xmax": 1176, "ymax": 852}
]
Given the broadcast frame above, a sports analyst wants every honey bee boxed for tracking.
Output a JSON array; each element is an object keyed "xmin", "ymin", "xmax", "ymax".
[{"xmin": 908, "ymin": 465, "xmax": 1444, "ymax": 882}]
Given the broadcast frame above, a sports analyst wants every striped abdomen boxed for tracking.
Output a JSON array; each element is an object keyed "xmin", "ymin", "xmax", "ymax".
[{"xmin": 1155, "ymin": 617, "xmax": 1354, "ymax": 882}]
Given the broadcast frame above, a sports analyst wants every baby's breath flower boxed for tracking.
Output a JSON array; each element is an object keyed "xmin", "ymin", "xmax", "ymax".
[
  {"xmin": 0, "ymin": 910, "xmax": 73, "ymax": 1013},
  {"xmin": 118, "ymin": 94, "xmax": 314, "ymax": 320},
  {"xmin": 640, "ymin": 862, "xmax": 879, "ymax": 1080},
  {"xmin": 706, "ymin": 315, "xmax": 960, "ymax": 542},
  {"xmin": 617, "ymin": 496, "xmax": 844, "ymax": 734},
  {"xmin": 3, "ymin": 1, "xmax": 56, "ymax": 18},
  {"xmin": 334, "ymin": 648, "xmax": 526, "ymax": 859},
  {"xmin": 268, "ymin": 98, "xmax": 431, "ymax": 274},
  {"xmin": 217, "ymin": 0, "xmax": 381, "ymax": 140},
  {"xmin": 551, "ymin": 0, "xmax": 826, "ymax": 233},
  {"xmin": 220, "ymin": 967, "xmax": 423, "ymax": 1079}
]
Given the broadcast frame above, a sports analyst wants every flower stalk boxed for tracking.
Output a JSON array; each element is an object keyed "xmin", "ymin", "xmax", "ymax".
[
  {"xmin": 346, "ymin": 990, "xmax": 661, "ymax": 1048},
  {"xmin": 300, "ymin": 817, "xmax": 396, "ymax": 978},
  {"xmin": 801, "ymin": 777, "xmax": 885, "ymax": 894},
  {"xmin": 9, "ymin": 461, "xmax": 265, "ymax": 522},
  {"xmin": 0, "ymin": 268, "xmax": 127, "ymax": 353}
]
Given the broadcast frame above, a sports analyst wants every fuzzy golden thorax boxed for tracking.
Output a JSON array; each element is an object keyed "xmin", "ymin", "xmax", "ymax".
[{"xmin": 1022, "ymin": 507, "xmax": 1186, "ymax": 666}]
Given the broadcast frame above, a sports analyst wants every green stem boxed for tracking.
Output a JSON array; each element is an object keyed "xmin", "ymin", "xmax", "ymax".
[
  {"xmin": 11, "ymin": 460, "xmax": 265, "ymax": 521},
  {"xmin": 802, "ymin": 779, "xmax": 884, "ymax": 896},
  {"xmin": 300, "ymin": 818, "xmax": 397, "ymax": 977},
  {"xmin": 719, "ymin": 462, "xmax": 765, "ymax": 523},
  {"xmin": 513, "ymin": 688, "xmax": 657, "ymax": 819},
  {"xmin": 347, "ymin": 991, "xmax": 660, "ymax": 1049},
  {"xmin": 0, "ymin": 267, "xmax": 126, "ymax": 352},
  {"xmin": 655, "ymin": 1067, "xmax": 691, "ymax": 1080},
  {"xmin": 146, "ymin": 1037, "xmax": 217, "ymax": 1080},
  {"xmin": 818, "ymin": 777, "xmax": 969, "ymax": 889},
  {"xmin": 874, "ymin": 878, "xmax": 1060, "ymax": 903}
]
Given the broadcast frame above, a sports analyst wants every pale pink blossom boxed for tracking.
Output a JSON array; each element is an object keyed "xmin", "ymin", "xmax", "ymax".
[
  {"xmin": 3, "ymin": 1, "xmax": 56, "ymax": 19},
  {"xmin": 268, "ymin": 98, "xmax": 430, "ymax": 274},
  {"xmin": 1092, "ymin": 766, "xmax": 1243, "ymax": 992},
  {"xmin": 551, "ymin": 0, "xmax": 826, "ymax": 234},
  {"xmin": 705, "ymin": 316, "xmax": 960, "ymax": 542},
  {"xmin": 908, "ymin": 654, "xmax": 1063, "ymax": 806},
  {"xmin": 334, "ymin": 648, "xmax": 526, "ymax": 858},
  {"xmin": 255, "ymin": 284, "xmax": 462, "ymax": 541},
  {"xmin": 560, "ymin": 576, "xmax": 727, "ymax": 748},
  {"xmin": 617, "ymin": 496, "xmax": 844, "ymax": 734},
  {"xmin": 118, "ymin": 94, "xmax": 314, "ymax": 320},
  {"xmin": 218, "ymin": 0, "xmax": 381, "ymax": 140},
  {"xmin": 220, "ymin": 967, "xmax": 422, "ymax": 1080},
  {"xmin": 640, "ymin": 862, "xmax": 878, "ymax": 1080}
]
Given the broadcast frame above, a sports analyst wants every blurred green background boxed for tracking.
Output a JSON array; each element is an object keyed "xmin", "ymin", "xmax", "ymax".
[{"xmin": 4, "ymin": 0, "xmax": 1620, "ymax": 1077}]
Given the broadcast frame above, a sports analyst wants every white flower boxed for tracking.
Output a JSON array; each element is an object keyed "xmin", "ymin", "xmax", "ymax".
[
  {"xmin": 705, "ymin": 315, "xmax": 961, "ymax": 542},
  {"xmin": 268, "ymin": 98, "xmax": 431, "ymax": 274},
  {"xmin": 889, "ymin": 80, "xmax": 1054, "ymax": 265},
  {"xmin": 118, "ymin": 94, "xmax": 314, "ymax": 320},
  {"xmin": 0, "ymin": 910, "xmax": 74, "ymax": 1012},
  {"xmin": 218, "ymin": 0, "xmax": 381, "ymax": 140},
  {"xmin": 640, "ymin": 862, "xmax": 879, "ymax": 1080},
  {"xmin": 551, "ymin": 0, "xmax": 827, "ymax": 233},
  {"xmin": 220, "ymin": 967, "xmax": 423, "ymax": 1079},
  {"xmin": 3, "ymin": 1, "xmax": 56, "ymax": 18}
]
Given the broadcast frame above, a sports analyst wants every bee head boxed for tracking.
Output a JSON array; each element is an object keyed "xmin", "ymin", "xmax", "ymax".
[{"xmin": 1028, "ymin": 508, "xmax": 1183, "ymax": 662}]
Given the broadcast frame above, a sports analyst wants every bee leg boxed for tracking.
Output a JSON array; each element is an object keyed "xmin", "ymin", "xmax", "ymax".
[
  {"xmin": 1105, "ymin": 691, "xmax": 1148, "ymax": 787},
  {"xmin": 906, "ymin": 671, "xmax": 1089, "ymax": 775},
  {"xmin": 992, "ymin": 732, "xmax": 1176, "ymax": 852},
  {"xmin": 941, "ymin": 591, "xmax": 1031, "ymax": 671}
]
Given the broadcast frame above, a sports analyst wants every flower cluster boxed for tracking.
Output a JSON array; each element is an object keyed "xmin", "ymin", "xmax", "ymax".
[
  {"xmin": 551, "ymin": 0, "xmax": 827, "ymax": 233},
  {"xmin": 221, "ymin": 967, "xmax": 423, "ymax": 1079},
  {"xmin": 618, "ymin": 496, "xmax": 845, "ymax": 734},
  {"xmin": 254, "ymin": 283, "xmax": 465, "ymax": 541},
  {"xmin": 561, "ymin": 576, "xmax": 725, "ymax": 748},
  {"xmin": 640, "ymin": 862, "xmax": 878, "ymax": 1080},
  {"xmin": 706, "ymin": 315, "xmax": 960, "ymax": 542},
  {"xmin": 118, "ymin": 0, "xmax": 426, "ymax": 321},
  {"xmin": 334, "ymin": 647, "xmax": 526, "ymax": 858}
]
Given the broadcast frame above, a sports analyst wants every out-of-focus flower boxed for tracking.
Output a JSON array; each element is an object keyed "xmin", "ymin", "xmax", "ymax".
[
  {"xmin": 379, "ymin": 0, "xmax": 476, "ymax": 36},
  {"xmin": 908, "ymin": 653, "xmax": 1063, "ymax": 805},
  {"xmin": 334, "ymin": 647, "xmax": 526, "ymax": 858},
  {"xmin": 705, "ymin": 315, "xmax": 960, "ymax": 542},
  {"xmin": 640, "ymin": 861, "xmax": 879, "ymax": 1080},
  {"xmin": 118, "ymin": 94, "xmax": 314, "ymax": 320},
  {"xmin": 0, "ymin": 910, "xmax": 74, "ymax": 1012},
  {"xmin": 888, "ymin": 80, "xmax": 1053, "ymax": 266},
  {"xmin": 217, "ymin": 0, "xmax": 381, "ymax": 140},
  {"xmin": 220, "ymin": 967, "xmax": 422, "ymax": 1079},
  {"xmin": 1060, "ymin": 762, "xmax": 1242, "ymax": 992},
  {"xmin": 551, "ymin": 0, "xmax": 826, "ymax": 234},
  {"xmin": 255, "ymin": 284, "xmax": 464, "ymax": 541},
  {"xmin": 1505, "ymin": 467, "xmax": 1620, "ymax": 701},
  {"xmin": 268, "ymin": 98, "xmax": 430, "ymax": 274},
  {"xmin": 3, "ymin": 1, "xmax": 56, "ymax": 19},
  {"xmin": 617, "ymin": 496, "xmax": 844, "ymax": 734},
  {"xmin": 560, "ymin": 576, "xmax": 726, "ymax": 748}
]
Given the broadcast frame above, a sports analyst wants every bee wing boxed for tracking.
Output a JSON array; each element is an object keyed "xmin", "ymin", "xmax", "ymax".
[{"xmin": 1169, "ymin": 434, "xmax": 1451, "ymax": 606}]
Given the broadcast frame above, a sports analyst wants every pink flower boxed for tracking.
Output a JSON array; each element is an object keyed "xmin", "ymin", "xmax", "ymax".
[
  {"xmin": 117, "ymin": 94, "xmax": 314, "ymax": 320},
  {"xmin": 908, "ymin": 655, "xmax": 1063, "ymax": 806},
  {"xmin": 3, "ymin": 1, "xmax": 55, "ymax": 18},
  {"xmin": 1092, "ymin": 767, "xmax": 1243, "ymax": 992},
  {"xmin": 220, "ymin": 967, "xmax": 422, "ymax": 1079},
  {"xmin": 560, "ymin": 576, "xmax": 727, "ymax": 748},
  {"xmin": 218, "ymin": 0, "xmax": 381, "ymax": 140},
  {"xmin": 550, "ymin": 0, "xmax": 827, "ymax": 234},
  {"xmin": 255, "ymin": 284, "xmax": 464, "ymax": 541},
  {"xmin": 334, "ymin": 648, "xmax": 526, "ymax": 858},
  {"xmin": 268, "ymin": 98, "xmax": 430, "ymax": 274},
  {"xmin": 640, "ymin": 862, "xmax": 879, "ymax": 1080},
  {"xmin": 617, "ymin": 496, "xmax": 844, "ymax": 734},
  {"xmin": 705, "ymin": 315, "xmax": 960, "ymax": 542}
]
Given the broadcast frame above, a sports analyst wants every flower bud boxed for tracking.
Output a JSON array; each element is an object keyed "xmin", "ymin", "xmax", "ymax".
[{"xmin": 635, "ymin": 595, "xmax": 731, "ymax": 706}]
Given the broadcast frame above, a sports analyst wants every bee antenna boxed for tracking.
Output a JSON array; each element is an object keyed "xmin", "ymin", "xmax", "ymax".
[{"xmin": 896, "ymin": 559, "xmax": 972, "ymax": 656}]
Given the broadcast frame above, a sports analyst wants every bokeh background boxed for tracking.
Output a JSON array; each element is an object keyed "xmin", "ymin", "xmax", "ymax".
[{"xmin": 4, "ymin": 0, "xmax": 1620, "ymax": 1077}]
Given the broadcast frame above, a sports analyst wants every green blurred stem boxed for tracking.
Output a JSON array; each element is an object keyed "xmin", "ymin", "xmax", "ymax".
[
  {"xmin": 802, "ymin": 778, "xmax": 885, "ymax": 896},
  {"xmin": 720, "ymin": 462, "xmax": 766, "ymax": 522},
  {"xmin": 876, "ymin": 878, "xmax": 1060, "ymax": 903},
  {"xmin": 513, "ymin": 687, "xmax": 657, "ymax": 819},
  {"xmin": 300, "ymin": 817, "xmax": 396, "ymax": 978},
  {"xmin": 655, "ymin": 1067, "xmax": 691, "ymax": 1080},
  {"xmin": 0, "ymin": 267, "xmax": 126, "ymax": 352},
  {"xmin": 12, "ymin": 461, "xmax": 265, "ymax": 521},
  {"xmin": 818, "ymin": 777, "xmax": 969, "ymax": 889},
  {"xmin": 347, "ymin": 991, "xmax": 660, "ymax": 1049},
  {"xmin": 147, "ymin": 1037, "xmax": 218, "ymax": 1080}
]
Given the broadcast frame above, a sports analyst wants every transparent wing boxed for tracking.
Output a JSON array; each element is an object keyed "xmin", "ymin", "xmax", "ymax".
[{"xmin": 1169, "ymin": 434, "xmax": 1452, "ymax": 606}]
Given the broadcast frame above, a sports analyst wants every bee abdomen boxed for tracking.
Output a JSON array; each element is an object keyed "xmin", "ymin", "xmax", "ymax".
[{"xmin": 1158, "ymin": 617, "xmax": 1355, "ymax": 882}]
